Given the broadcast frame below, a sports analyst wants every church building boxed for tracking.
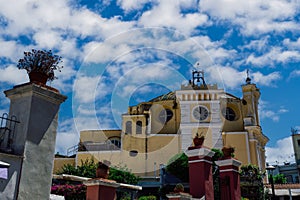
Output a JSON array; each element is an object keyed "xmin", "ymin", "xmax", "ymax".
[{"xmin": 76, "ymin": 70, "xmax": 269, "ymax": 177}]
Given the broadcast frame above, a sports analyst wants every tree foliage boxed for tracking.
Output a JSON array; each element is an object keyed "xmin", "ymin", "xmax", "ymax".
[
  {"xmin": 109, "ymin": 166, "xmax": 140, "ymax": 185},
  {"xmin": 240, "ymin": 164, "xmax": 265, "ymax": 200},
  {"xmin": 271, "ymin": 173, "xmax": 287, "ymax": 184},
  {"xmin": 240, "ymin": 164, "xmax": 264, "ymax": 182},
  {"xmin": 166, "ymin": 152, "xmax": 189, "ymax": 182},
  {"xmin": 58, "ymin": 158, "xmax": 140, "ymax": 184}
]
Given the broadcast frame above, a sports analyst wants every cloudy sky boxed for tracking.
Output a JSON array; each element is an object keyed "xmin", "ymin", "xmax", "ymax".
[{"xmin": 0, "ymin": 0, "xmax": 299, "ymax": 165}]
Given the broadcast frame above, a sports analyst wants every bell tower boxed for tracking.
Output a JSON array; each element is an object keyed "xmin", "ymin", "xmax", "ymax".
[
  {"xmin": 241, "ymin": 70, "xmax": 261, "ymax": 126},
  {"xmin": 176, "ymin": 70, "xmax": 224, "ymax": 151},
  {"xmin": 241, "ymin": 70, "xmax": 268, "ymax": 171}
]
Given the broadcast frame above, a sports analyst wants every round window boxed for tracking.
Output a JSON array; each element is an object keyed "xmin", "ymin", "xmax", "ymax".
[{"xmin": 222, "ymin": 107, "xmax": 236, "ymax": 121}]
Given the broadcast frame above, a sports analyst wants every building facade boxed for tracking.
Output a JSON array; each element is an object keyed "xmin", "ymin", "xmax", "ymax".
[{"xmin": 76, "ymin": 71, "xmax": 268, "ymax": 177}]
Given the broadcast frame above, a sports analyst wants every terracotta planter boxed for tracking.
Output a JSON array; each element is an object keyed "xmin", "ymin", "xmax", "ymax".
[
  {"xmin": 96, "ymin": 161, "xmax": 111, "ymax": 179},
  {"xmin": 29, "ymin": 71, "xmax": 48, "ymax": 85},
  {"xmin": 222, "ymin": 147, "xmax": 234, "ymax": 158},
  {"xmin": 96, "ymin": 168, "xmax": 109, "ymax": 179},
  {"xmin": 193, "ymin": 137, "xmax": 204, "ymax": 147}
]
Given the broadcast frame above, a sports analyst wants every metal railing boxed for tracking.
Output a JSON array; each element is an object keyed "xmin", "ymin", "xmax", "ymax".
[{"xmin": 0, "ymin": 113, "xmax": 20, "ymax": 153}]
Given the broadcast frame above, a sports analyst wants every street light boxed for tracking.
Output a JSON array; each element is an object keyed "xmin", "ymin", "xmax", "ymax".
[{"xmin": 266, "ymin": 165, "xmax": 276, "ymax": 199}]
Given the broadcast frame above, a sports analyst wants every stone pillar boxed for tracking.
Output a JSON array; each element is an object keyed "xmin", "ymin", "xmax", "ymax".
[
  {"xmin": 215, "ymin": 158, "xmax": 242, "ymax": 200},
  {"xmin": 3, "ymin": 83, "xmax": 66, "ymax": 199},
  {"xmin": 84, "ymin": 179, "xmax": 119, "ymax": 200},
  {"xmin": 185, "ymin": 147, "xmax": 215, "ymax": 199}
]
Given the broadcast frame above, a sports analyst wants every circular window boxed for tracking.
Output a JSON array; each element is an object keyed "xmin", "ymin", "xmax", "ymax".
[
  {"xmin": 129, "ymin": 150, "xmax": 138, "ymax": 157},
  {"xmin": 158, "ymin": 109, "xmax": 173, "ymax": 124},
  {"xmin": 222, "ymin": 107, "xmax": 236, "ymax": 121}
]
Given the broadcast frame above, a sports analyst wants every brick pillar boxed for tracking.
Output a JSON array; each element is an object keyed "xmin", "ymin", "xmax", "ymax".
[
  {"xmin": 185, "ymin": 147, "xmax": 215, "ymax": 199},
  {"xmin": 215, "ymin": 158, "xmax": 242, "ymax": 200},
  {"xmin": 84, "ymin": 179, "xmax": 119, "ymax": 200}
]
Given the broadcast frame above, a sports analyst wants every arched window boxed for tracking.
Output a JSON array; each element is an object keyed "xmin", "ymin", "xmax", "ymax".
[
  {"xmin": 109, "ymin": 137, "xmax": 121, "ymax": 148},
  {"xmin": 125, "ymin": 121, "xmax": 132, "ymax": 134},
  {"xmin": 136, "ymin": 121, "xmax": 142, "ymax": 134}
]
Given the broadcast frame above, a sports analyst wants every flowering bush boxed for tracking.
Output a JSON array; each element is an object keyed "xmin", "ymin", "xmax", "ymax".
[
  {"xmin": 17, "ymin": 49, "xmax": 63, "ymax": 81},
  {"xmin": 51, "ymin": 184, "xmax": 86, "ymax": 199}
]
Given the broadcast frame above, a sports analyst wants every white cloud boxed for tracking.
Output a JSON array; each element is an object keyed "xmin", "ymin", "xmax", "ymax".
[
  {"xmin": 252, "ymin": 71, "xmax": 281, "ymax": 87},
  {"xmin": 283, "ymin": 38, "xmax": 300, "ymax": 50},
  {"xmin": 199, "ymin": 0, "xmax": 300, "ymax": 35},
  {"xmin": 246, "ymin": 47, "xmax": 300, "ymax": 67},
  {"xmin": 206, "ymin": 67, "xmax": 281, "ymax": 89},
  {"xmin": 0, "ymin": 0, "xmax": 134, "ymax": 60},
  {"xmin": 114, "ymin": 63, "xmax": 184, "ymax": 98},
  {"xmin": 266, "ymin": 137, "xmax": 295, "ymax": 165},
  {"xmin": 0, "ymin": 40, "xmax": 20, "ymax": 61},
  {"xmin": 206, "ymin": 65, "xmax": 245, "ymax": 89},
  {"xmin": 288, "ymin": 70, "xmax": 300, "ymax": 80},
  {"xmin": 117, "ymin": 0, "xmax": 153, "ymax": 12},
  {"xmin": 191, "ymin": 36, "xmax": 237, "ymax": 65},
  {"xmin": 73, "ymin": 76, "xmax": 100, "ymax": 103},
  {"xmin": 138, "ymin": 0, "xmax": 208, "ymax": 36},
  {"xmin": 55, "ymin": 131, "xmax": 79, "ymax": 155},
  {"xmin": 279, "ymin": 108, "xmax": 288, "ymax": 114},
  {"xmin": 259, "ymin": 100, "xmax": 288, "ymax": 122},
  {"xmin": 73, "ymin": 74, "xmax": 112, "ymax": 105},
  {"xmin": 0, "ymin": 65, "xmax": 28, "ymax": 85},
  {"xmin": 33, "ymin": 31, "xmax": 62, "ymax": 49},
  {"xmin": 242, "ymin": 36, "xmax": 270, "ymax": 53}
]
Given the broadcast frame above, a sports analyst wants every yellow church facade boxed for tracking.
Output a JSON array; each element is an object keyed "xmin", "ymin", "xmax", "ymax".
[{"xmin": 76, "ymin": 71, "xmax": 268, "ymax": 177}]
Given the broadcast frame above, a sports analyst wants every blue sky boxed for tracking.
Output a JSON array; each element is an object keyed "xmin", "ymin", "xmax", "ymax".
[{"xmin": 0, "ymin": 0, "xmax": 299, "ymax": 165}]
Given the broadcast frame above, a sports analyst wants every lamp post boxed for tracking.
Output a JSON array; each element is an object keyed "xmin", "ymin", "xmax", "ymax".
[{"xmin": 266, "ymin": 165, "xmax": 276, "ymax": 199}]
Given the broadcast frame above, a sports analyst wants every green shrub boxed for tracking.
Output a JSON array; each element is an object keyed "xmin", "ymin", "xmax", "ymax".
[{"xmin": 138, "ymin": 195, "xmax": 157, "ymax": 200}]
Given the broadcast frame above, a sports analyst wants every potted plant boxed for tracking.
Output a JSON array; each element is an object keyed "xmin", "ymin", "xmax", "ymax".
[
  {"xmin": 222, "ymin": 146, "xmax": 235, "ymax": 158},
  {"xmin": 173, "ymin": 183, "xmax": 184, "ymax": 193},
  {"xmin": 193, "ymin": 132, "xmax": 205, "ymax": 147},
  {"xmin": 17, "ymin": 49, "xmax": 63, "ymax": 84},
  {"xmin": 96, "ymin": 160, "xmax": 111, "ymax": 179}
]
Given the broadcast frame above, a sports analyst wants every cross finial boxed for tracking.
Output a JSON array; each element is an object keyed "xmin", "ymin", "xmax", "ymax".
[{"xmin": 246, "ymin": 69, "xmax": 251, "ymax": 84}]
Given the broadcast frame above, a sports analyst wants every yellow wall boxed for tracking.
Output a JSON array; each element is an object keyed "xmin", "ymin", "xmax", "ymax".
[
  {"xmin": 80, "ymin": 130, "xmax": 121, "ymax": 143},
  {"xmin": 77, "ymin": 134, "xmax": 180, "ymax": 177},
  {"xmin": 223, "ymin": 132, "xmax": 250, "ymax": 165},
  {"xmin": 53, "ymin": 157, "xmax": 76, "ymax": 174}
]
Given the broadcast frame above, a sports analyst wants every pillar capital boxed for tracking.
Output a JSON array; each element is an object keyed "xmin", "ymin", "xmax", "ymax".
[
  {"xmin": 4, "ymin": 83, "xmax": 67, "ymax": 105},
  {"xmin": 185, "ymin": 146, "xmax": 215, "ymax": 160},
  {"xmin": 215, "ymin": 158, "xmax": 242, "ymax": 171}
]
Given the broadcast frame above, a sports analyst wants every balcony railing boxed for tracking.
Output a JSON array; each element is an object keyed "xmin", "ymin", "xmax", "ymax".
[
  {"xmin": 79, "ymin": 141, "xmax": 120, "ymax": 152},
  {"xmin": 0, "ymin": 113, "xmax": 20, "ymax": 153}
]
